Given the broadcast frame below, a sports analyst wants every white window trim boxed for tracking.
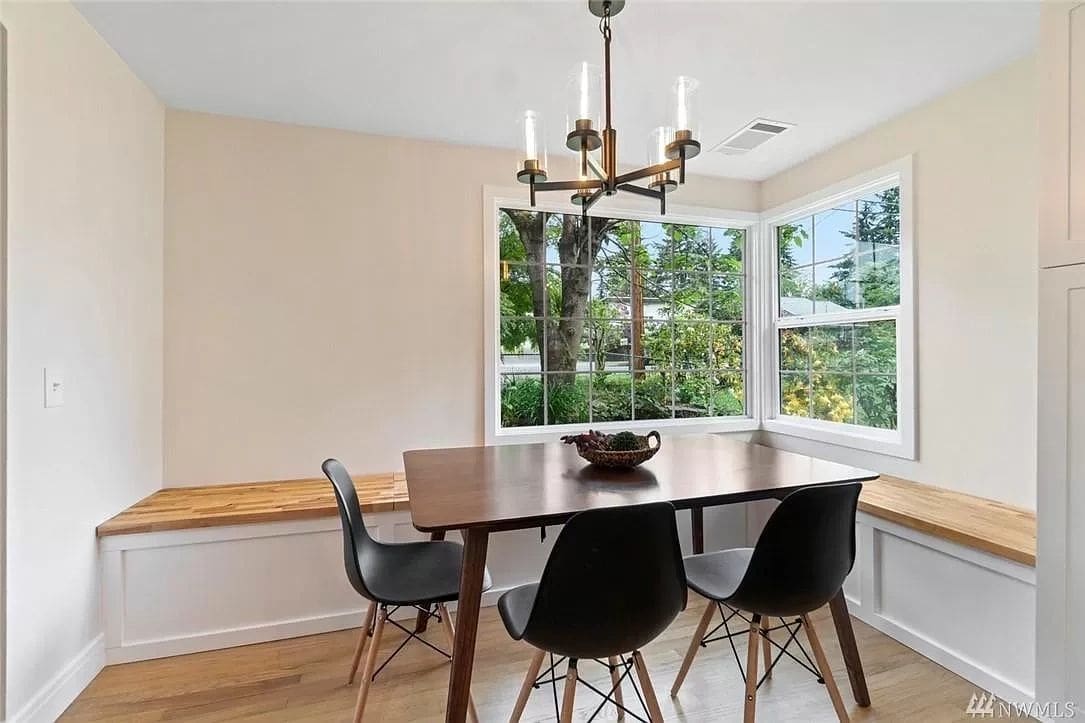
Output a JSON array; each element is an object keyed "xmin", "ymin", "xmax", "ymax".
[
  {"xmin": 482, "ymin": 184, "xmax": 762, "ymax": 445},
  {"xmin": 483, "ymin": 156, "xmax": 915, "ymax": 457},
  {"xmin": 758, "ymin": 156, "xmax": 916, "ymax": 459}
]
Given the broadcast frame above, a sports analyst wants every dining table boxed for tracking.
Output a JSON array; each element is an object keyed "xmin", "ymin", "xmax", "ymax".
[{"xmin": 403, "ymin": 433, "xmax": 879, "ymax": 722}]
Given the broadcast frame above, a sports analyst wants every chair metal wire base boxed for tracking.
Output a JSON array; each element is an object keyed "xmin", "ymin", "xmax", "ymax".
[
  {"xmin": 533, "ymin": 654, "xmax": 651, "ymax": 722},
  {"xmin": 370, "ymin": 604, "xmax": 451, "ymax": 681},
  {"xmin": 701, "ymin": 602, "xmax": 825, "ymax": 689}
]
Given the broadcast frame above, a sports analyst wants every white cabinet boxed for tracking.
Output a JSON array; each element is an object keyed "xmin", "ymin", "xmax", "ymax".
[
  {"xmin": 1039, "ymin": 2, "xmax": 1085, "ymax": 268},
  {"xmin": 1037, "ymin": 264, "xmax": 1085, "ymax": 705},
  {"xmin": 1038, "ymin": 1, "xmax": 1085, "ymax": 704}
]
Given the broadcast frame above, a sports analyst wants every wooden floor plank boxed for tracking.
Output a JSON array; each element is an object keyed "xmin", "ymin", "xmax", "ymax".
[{"xmin": 61, "ymin": 600, "xmax": 994, "ymax": 722}]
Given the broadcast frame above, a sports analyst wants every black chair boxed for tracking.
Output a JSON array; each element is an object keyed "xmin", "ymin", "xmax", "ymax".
[
  {"xmin": 499, "ymin": 502, "xmax": 686, "ymax": 723},
  {"xmin": 670, "ymin": 482, "xmax": 862, "ymax": 723},
  {"xmin": 323, "ymin": 458, "xmax": 491, "ymax": 723}
]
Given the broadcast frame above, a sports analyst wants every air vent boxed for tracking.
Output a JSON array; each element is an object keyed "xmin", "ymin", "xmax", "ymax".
[{"xmin": 712, "ymin": 118, "xmax": 794, "ymax": 155}]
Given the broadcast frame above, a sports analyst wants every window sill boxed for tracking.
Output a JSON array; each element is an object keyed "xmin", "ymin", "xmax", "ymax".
[
  {"xmin": 488, "ymin": 416, "xmax": 760, "ymax": 446},
  {"xmin": 762, "ymin": 416, "xmax": 916, "ymax": 460}
]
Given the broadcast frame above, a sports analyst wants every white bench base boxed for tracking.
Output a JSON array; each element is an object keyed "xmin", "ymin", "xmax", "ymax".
[
  {"xmin": 99, "ymin": 506, "xmax": 747, "ymax": 665},
  {"xmin": 845, "ymin": 511, "xmax": 1036, "ymax": 704}
]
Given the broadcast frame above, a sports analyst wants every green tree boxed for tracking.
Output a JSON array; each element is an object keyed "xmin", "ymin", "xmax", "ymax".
[{"xmin": 501, "ymin": 210, "xmax": 620, "ymax": 380}]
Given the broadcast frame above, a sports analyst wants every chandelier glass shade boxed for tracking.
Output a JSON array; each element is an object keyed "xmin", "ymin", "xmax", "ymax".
[{"xmin": 516, "ymin": 0, "xmax": 701, "ymax": 215}]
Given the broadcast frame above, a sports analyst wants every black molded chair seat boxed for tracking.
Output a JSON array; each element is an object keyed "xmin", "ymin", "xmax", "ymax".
[
  {"xmin": 501, "ymin": 503, "xmax": 685, "ymax": 722},
  {"xmin": 361, "ymin": 539, "xmax": 492, "ymax": 606},
  {"xmin": 498, "ymin": 582, "xmax": 537, "ymax": 640},
  {"xmin": 322, "ymin": 458, "xmax": 491, "ymax": 723},
  {"xmin": 671, "ymin": 482, "xmax": 863, "ymax": 723},
  {"xmin": 682, "ymin": 547, "xmax": 753, "ymax": 602}
]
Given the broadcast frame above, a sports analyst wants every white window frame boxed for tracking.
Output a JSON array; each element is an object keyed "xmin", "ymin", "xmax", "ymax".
[
  {"xmin": 483, "ymin": 185, "xmax": 762, "ymax": 445},
  {"xmin": 758, "ymin": 156, "xmax": 916, "ymax": 459}
]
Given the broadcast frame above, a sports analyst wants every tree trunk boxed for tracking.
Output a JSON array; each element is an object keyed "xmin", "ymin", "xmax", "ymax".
[{"xmin": 505, "ymin": 211, "xmax": 618, "ymax": 383}]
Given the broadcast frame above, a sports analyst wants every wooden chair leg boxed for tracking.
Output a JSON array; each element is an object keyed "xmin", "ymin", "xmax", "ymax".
[
  {"xmin": 560, "ymin": 660, "xmax": 578, "ymax": 723},
  {"xmin": 437, "ymin": 604, "xmax": 480, "ymax": 723},
  {"xmin": 510, "ymin": 648, "xmax": 546, "ymax": 723},
  {"xmin": 801, "ymin": 613, "xmax": 851, "ymax": 722},
  {"xmin": 348, "ymin": 601, "xmax": 377, "ymax": 685},
  {"xmin": 760, "ymin": 615, "xmax": 772, "ymax": 680},
  {"xmin": 354, "ymin": 606, "xmax": 386, "ymax": 723},
  {"xmin": 608, "ymin": 656, "xmax": 625, "ymax": 719},
  {"xmin": 743, "ymin": 614, "xmax": 761, "ymax": 723},
  {"xmin": 671, "ymin": 599, "xmax": 716, "ymax": 696},
  {"xmin": 631, "ymin": 651, "xmax": 664, "ymax": 723}
]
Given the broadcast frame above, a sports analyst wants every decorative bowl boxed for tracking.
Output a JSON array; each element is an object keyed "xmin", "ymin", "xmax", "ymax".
[{"xmin": 569, "ymin": 431, "xmax": 661, "ymax": 469}]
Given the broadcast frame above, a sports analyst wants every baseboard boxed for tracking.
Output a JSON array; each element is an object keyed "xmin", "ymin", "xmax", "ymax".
[
  {"xmin": 10, "ymin": 633, "xmax": 105, "ymax": 723},
  {"xmin": 106, "ymin": 586, "xmax": 514, "ymax": 665}
]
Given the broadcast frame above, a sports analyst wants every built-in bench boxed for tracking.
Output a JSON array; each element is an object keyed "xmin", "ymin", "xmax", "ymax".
[
  {"xmin": 96, "ymin": 471, "xmax": 1036, "ymax": 701},
  {"xmin": 99, "ymin": 473, "xmax": 1036, "ymax": 565}
]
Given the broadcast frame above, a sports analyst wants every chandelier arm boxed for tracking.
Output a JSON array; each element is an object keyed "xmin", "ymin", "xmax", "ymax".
[
  {"xmin": 586, "ymin": 154, "xmax": 608, "ymax": 182},
  {"xmin": 580, "ymin": 188, "xmax": 605, "ymax": 215},
  {"xmin": 614, "ymin": 159, "xmax": 681, "ymax": 186},
  {"xmin": 533, "ymin": 178, "xmax": 606, "ymax": 192},
  {"xmin": 616, "ymin": 183, "xmax": 666, "ymax": 215},
  {"xmin": 615, "ymin": 183, "xmax": 661, "ymax": 200}
]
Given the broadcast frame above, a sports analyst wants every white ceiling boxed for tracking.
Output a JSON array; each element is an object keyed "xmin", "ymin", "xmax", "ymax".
[{"xmin": 76, "ymin": 1, "xmax": 1040, "ymax": 181}]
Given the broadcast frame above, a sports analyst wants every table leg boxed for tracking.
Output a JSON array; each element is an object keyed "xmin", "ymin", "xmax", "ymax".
[
  {"xmin": 828, "ymin": 589, "xmax": 870, "ymax": 707},
  {"xmin": 690, "ymin": 506, "xmax": 704, "ymax": 554},
  {"xmin": 446, "ymin": 528, "xmax": 489, "ymax": 723},
  {"xmin": 416, "ymin": 530, "xmax": 447, "ymax": 633}
]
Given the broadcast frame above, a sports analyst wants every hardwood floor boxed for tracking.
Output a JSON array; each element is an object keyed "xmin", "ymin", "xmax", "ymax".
[{"xmin": 62, "ymin": 601, "xmax": 986, "ymax": 722}]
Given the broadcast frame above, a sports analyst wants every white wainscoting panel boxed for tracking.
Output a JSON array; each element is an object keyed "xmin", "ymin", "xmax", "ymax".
[
  {"xmin": 845, "ymin": 512, "xmax": 1036, "ymax": 703},
  {"xmin": 101, "ymin": 505, "xmax": 748, "ymax": 665}
]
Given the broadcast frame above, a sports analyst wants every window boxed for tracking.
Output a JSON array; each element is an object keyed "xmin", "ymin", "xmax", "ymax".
[
  {"xmin": 494, "ymin": 206, "xmax": 751, "ymax": 433},
  {"xmin": 486, "ymin": 158, "xmax": 913, "ymax": 455},
  {"xmin": 763, "ymin": 158, "xmax": 914, "ymax": 458}
]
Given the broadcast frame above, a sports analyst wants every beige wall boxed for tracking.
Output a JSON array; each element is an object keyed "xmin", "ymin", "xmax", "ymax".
[
  {"xmin": 759, "ymin": 56, "xmax": 1038, "ymax": 509},
  {"xmin": 2, "ymin": 1, "xmax": 164, "ymax": 716},
  {"xmin": 163, "ymin": 110, "xmax": 759, "ymax": 484}
]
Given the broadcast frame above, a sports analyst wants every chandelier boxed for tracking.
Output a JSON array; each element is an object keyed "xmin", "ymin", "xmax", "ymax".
[{"xmin": 516, "ymin": 0, "xmax": 701, "ymax": 216}]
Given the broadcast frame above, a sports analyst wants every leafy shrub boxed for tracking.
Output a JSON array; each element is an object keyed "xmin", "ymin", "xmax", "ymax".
[
  {"xmin": 501, "ymin": 376, "xmax": 543, "ymax": 427},
  {"xmin": 547, "ymin": 377, "xmax": 589, "ymax": 425}
]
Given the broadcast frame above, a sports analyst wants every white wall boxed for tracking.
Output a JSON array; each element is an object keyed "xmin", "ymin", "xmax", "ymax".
[
  {"xmin": 757, "ymin": 56, "xmax": 1038, "ymax": 510},
  {"xmin": 163, "ymin": 110, "xmax": 760, "ymax": 485},
  {"xmin": 1, "ymin": 1, "xmax": 164, "ymax": 718}
]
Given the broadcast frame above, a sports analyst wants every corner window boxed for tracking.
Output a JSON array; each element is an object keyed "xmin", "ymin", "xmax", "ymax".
[{"xmin": 486, "ymin": 158, "xmax": 914, "ymax": 455}]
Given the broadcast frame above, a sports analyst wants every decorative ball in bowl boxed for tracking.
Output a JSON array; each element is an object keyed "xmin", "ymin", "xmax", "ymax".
[{"xmin": 560, "ymin": 430, "xmax": 662, "ymax": 469}]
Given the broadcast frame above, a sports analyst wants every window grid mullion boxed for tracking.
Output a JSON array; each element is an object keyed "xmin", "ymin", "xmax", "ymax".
[{"xmin": 541, "ymin": 214, "xmax": 550, "ymax": 425}]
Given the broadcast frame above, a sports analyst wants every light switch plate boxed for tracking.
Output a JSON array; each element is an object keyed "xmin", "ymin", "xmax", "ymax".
[{"xmin": 44, "ymin": 368, "xmax": 64, "ymax": 408}]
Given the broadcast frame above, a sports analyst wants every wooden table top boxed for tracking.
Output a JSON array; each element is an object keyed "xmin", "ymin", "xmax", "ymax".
[{"xmin": 403, "ymin": 435, "xmax": 877, "ymax": 533}]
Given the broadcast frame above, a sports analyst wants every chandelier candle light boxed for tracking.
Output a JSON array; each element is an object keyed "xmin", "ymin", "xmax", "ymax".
[{"xmin": 516, "ymin": 0, "xmax": 701, "ymax": 215}]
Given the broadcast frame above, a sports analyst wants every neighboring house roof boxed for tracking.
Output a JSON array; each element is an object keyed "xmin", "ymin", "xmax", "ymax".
[{"xmin": 779, "ymin": 297, "xmax": 849, "ymax": 316}]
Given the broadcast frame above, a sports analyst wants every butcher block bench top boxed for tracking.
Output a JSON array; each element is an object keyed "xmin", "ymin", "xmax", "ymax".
[
  {"xmin": 96, "ymin": 473, "xmax": 408, "ymax": 536},
  {"xmin": 97, "ymin": 470, "xmax": 1035, "ymax": 567}
]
